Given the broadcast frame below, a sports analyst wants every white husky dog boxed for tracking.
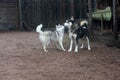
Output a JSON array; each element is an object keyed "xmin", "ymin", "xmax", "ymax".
[{"xmin": 36, "ymin": 24, "xmax": 66, "ymax": 52}]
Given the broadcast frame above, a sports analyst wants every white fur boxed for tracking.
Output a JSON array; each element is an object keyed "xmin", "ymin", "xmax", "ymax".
[
  {"xmin": 80, "ymin": 20, "xmax": 88, "ymax": 26},
  {"xmin": 64, "ymin": 22, "xmax": 74, "ymax": 52},
  {"xmin": 36, "ymin": 24, "xmax": 66, "ymax": 52}
]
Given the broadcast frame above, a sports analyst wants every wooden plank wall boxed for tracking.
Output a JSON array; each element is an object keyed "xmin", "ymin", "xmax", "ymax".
[
  {"xmin": 0, "ymin": 0, "xmax": 89, "ymax": 30},
  {"xmin": 0, "ymin": 1, "xmax": 18, "ymax": 30},
  {"xmin": 22, "ymin": 0, "xmax": 89, "ymax": 30},
  {"xmin": 30, "ymin": 0, "xmax": 67, "ymax": 28}
]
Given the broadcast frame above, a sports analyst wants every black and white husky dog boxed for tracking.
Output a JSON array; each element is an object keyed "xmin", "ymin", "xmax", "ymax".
[
  {"xmin": 36, "ymin": 24, "xmax": 66, "ymax": 52},
  {"xmin": 64, "ymin": 20, "xmax": 91, "ymax": 52}
]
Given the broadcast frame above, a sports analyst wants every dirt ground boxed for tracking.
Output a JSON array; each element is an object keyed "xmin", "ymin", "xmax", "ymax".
[{"xmin": 0, "ymin": 31, "xmax": 120, "ymax": 80}]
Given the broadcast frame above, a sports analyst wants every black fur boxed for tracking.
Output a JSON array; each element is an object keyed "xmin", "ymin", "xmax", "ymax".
[
  {"xmin": 74, "ymin": 25, "xmax": 90, "ymax": 38},
  {"xmin": 73, "ymin": 24, "xmax": 90, "ymax": 44}
]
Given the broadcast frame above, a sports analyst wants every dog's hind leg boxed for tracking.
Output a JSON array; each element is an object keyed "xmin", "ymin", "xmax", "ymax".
[
  {"xmin": 86, "ymin": 37, "xmax": 91, "ymax": 50},
  {"xmin": 42, "ymin": 40, "xmax": 49, "ymax": 52},
  {"xmin": 80, "ymin": 39, "xmax": 84, "ymax": 49}
]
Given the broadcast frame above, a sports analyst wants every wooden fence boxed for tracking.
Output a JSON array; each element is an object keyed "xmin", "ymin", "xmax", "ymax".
[
  {"xmin": 22, "ymin": 0, "xmax": 89, "ymax": 30},
  {"xmin": 0, "ymin": 0, "xmax": 89, "ymax": 30}
]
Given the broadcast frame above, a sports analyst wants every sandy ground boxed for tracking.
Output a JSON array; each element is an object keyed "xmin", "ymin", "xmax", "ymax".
[{"xmin": 0, "ymin": 31, "xmax": 120, "ymax": 80}]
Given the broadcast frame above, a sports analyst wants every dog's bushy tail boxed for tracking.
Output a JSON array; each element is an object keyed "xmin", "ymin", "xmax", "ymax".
[
  {"xmin": 80, "ymin": 20, "xmax": 88, "ymax": 27},
  {"xmin": 36, "ymin": 24, "xmax": 43, "ymax": 33}
]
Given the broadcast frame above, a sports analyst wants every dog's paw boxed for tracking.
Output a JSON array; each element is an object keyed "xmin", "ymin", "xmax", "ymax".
[
  {"xmin": 68, "ymin": 50, "xmax": 72, "ymax": 52},
  {"xmin": 80, "ymin": 46, "xmax": 84, "ymax": 48},
  {"xmin": 74, "ymin": 50, "xmax": 78, "ymax": 52},
  {"xmin": 63, "ymin": 49, "xmax": 66, "ymax": 51},
  {"xmin": 80, "ymin": 45, "xmax": 84, "ymax": 49},
  {"xmin": 44, "ymin": 50, "xmax": 48, "ymax": 52},
  {"xmin": 88, "ymin": 48, "xmax": 91, "ymax": 50}
]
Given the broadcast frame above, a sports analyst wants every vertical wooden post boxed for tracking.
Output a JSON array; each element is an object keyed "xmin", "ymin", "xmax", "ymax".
[
  {"xmin": 88, "ymin": 0, "xmax": 93, "ymax": 34},
  {"xmin": 101, "ymin": 13, "xmax": 103, "ymax": 35},
  {"xmin": 94, "ymin": 0, "xmax": 98, "ymax": 11},
  {"xmin": 113, "ymin": 0, "xmax": 118, "ymax": 40},
  {"xmin": 70, "ymin": 0, "xmax": 74, "ymax": 17},
  {"xmin": 18, "ymin": 0, "xmax": 23, "ymax": 31},
  {"xmin": 62, "ymin": 0, "xmax": 65, "ymax": 22},
  {"xmin": 79, "ymin": 0, "xmax": 82, "ymax": 18},
  {"xmin": 60, "ymin": 0, "xmax": 63, "ymax": 23}
]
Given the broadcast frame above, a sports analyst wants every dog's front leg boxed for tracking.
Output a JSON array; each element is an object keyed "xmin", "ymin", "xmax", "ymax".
[
  {"xmin": 59, "ymin": 42, "xmax": 66, "ymax": 51},
  {"xmin": 74, "ymin": 37, "xmax": 79, "ymax": 52},
  {"xmin": 71, "ymin": 34, "xmax": 78, "ymax": 52},
  {"xmin": 56, "ymin": 44, "xmax": 62, "ymax": 50},
  {"xmin": 43, "ymin": 46, "xmax": 48, "ymax": 52},
  {"xmin": 86, "ymin": 37, "xmax": 91, "ymax": 50},
  {"xmin": 68, "ymin": 38, "xmax": 73, "ymax": 52}
]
